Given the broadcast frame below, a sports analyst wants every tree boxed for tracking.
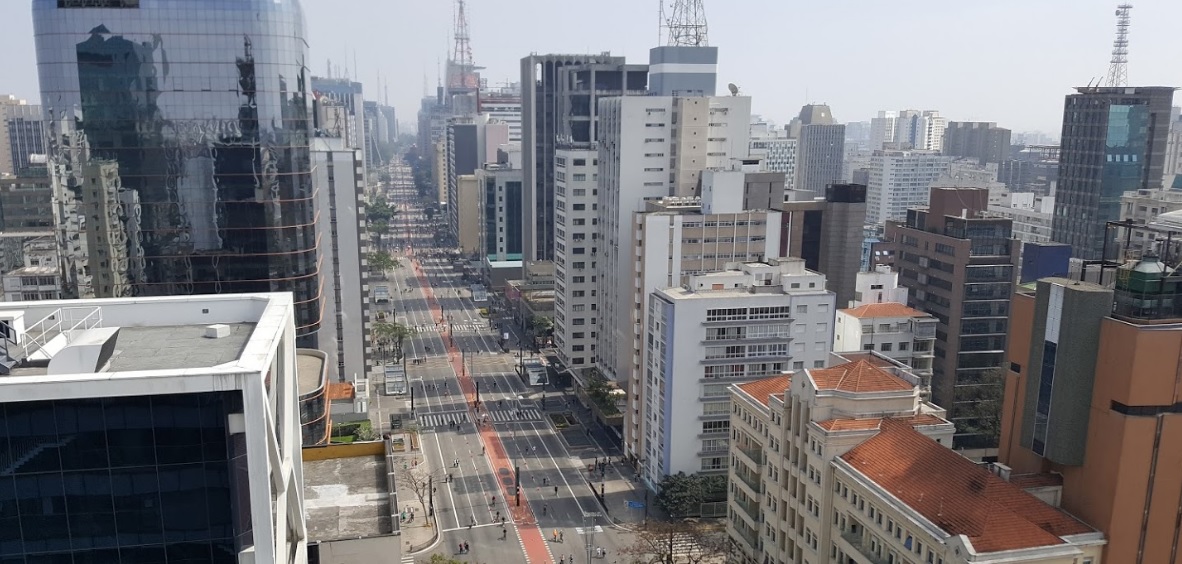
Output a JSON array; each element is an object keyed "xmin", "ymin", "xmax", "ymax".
[
  {"xmin": 368, "ymin": 251, "xmax": 400, "ymax": 272},
  {"xmin": 620, "ymin": 520, "xmax": 728, "ymax": 564},
  {"xmin": 585, "ymin": 369, "xmax": 620, "ymax": 416},
  {"xmin": 395, "ymin": 462, "xmax": 432, "ymax": 516},
  {"xmin": 368, "ymin": 196, "xmax": 396, "ymax": 223},
  {"xmin": 372, "ymin": 321, "xmax": 414, "ymax": 361},
  {"xmin": 654, "ymin": 473, "xmax": 726, "ymax": 518},
  {"xmin": 427, "ymin": 554, "xmax": 465, "ymax": 564},
  {"xmin": 953, "ymin": 368, "xmax": 1005, "ymax": 449}
]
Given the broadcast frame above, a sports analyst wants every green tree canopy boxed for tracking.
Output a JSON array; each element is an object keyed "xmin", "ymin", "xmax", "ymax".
[{"xmin": 372, "ymin": 321, "xmax": 414, "ymax": 361}]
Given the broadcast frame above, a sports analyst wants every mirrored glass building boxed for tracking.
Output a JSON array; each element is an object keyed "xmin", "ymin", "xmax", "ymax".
[{"xmin": 32, "ymin": 0, "xmax": 321, "ymax": 344}]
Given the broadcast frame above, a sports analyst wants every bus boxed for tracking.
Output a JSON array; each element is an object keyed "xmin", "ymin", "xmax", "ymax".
[
  {"xmin": 374, "ymin": 285, "xmax": 390, "ymax": 304},
  {"xmin": 383, "ymin": 364, "xmax": 407, "ymax": 396}
]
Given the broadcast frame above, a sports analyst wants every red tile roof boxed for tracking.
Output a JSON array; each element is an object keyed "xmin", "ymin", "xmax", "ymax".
[
  {"xmin": 809, "ymin": 360, "xmax": 913, "ymax": 393},
  {"xmin": 816, "ymin": 413, "xmax": 948, "ymax": 432},
  {"xmin": 736, "ymin": 375, "xmax": 791, "ymax": 407},
  {"xmin": 842, "ymin": 302, "xmax": 931, "ymax": 319},
  {"xmin": 840, "ymin": 420, "xmax": 1094, "ymax": 553}
]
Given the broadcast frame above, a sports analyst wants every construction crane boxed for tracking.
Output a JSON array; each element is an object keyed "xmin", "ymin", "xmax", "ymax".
[{"xmin": 1105, "ymin": 4, "xmax": 1133, "ymax": 87}]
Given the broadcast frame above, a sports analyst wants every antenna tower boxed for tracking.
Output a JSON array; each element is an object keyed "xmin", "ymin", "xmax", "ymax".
[
  {"xmin": 665, "ymin": 0, "xmax": 709, "ymax": 47},
  {"xmin": 451, "ymin": 0, "xmax": 477, "ymax": 90},
  {"xmin": 1105, "ymin": 4, "xmax": 1133, "ymax": 87}
]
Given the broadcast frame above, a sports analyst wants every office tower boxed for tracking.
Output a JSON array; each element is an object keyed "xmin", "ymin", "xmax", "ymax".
[
  {"xmin": 520, "ymin": 53, "xmax": 647, "ymax": 262},
  {"xmin": 0, "ymin": 292, "xmax": 310, "ymax": 563},
  {"xmin": 1052, "ymin": 86, "xmax": 1174, "ymax": 260},
  {"xmin": 748, "ymin": 117, "xmax": 797, "ymax": 188},
  {"xmin": 642, "ymin": 259, "xmax": 834, "ymax": 485},
  {"xmin": 476, "ymin": 149, "xmax": 524, "ymax": 262},
  {"xmin": 999, "ymin": 144, "xmax": 1059, "ymax": 196},
  {"xmin": 943, "ymin": 121, "xmax": 1012, "ymax": 165},
  {"xmin": 553, "ymin": 146, "xmax": 599, "ymax": 370},
  {"xmin": 32, "ymin": 0, "xmax": 321, "ymax": 343},
  {"xmin": 1001, "ymin": 259, "xmax": 1182, "ymax": 563},
  {"xmin": 452, "ymin": 175, "xmax": 481, "ymax": 253},
  {"xmin": 0, "ymin": 173, "xmax": 53, "ymax": 232},
  {"xmin": 877, "ymin": 188, "xmax": 1017, "ymax": 451},
  {"xmin": 844, "ymin": 120, "xmax": 871, "ymax": 150},
  {"xmin": 0, "ymin": 96, "xmax": 46, "ymax": 177},
  {"xmin": 479, "ymin": 85, "xmax": 523, "ymax": 143},
  {"xmin": 446, "ymin": 118, "xmax": 478, "ymax": 243},
  {"xmin": 790, "ymin": 104, "xmax": 845, "ymax": 196},
  {"xmin": 311, "ymin": 136, "xmax": 370, "ymax": 383},
  {"xmin": 869, "ymin": 110, "xmax": 898, "ymax": 150},
  {"xmin": 866, "ymin": 150, "xmax": 951, "ymax": 224},
  {"xmin": 779, "ymin": 184, "xmax": 869, "ymax": 307},
  {"xmin": 362, "ymin": 100, "xmax": 387, "ymax": 166},
  {"xmin": 1165, "ymin": 107, "xmax": 1182, "ymax": 181},
  {"xmin": 894, "ymin": 109, "xmax": 947, "ymax": 151},
  {"xmin": 311, "ymin": 78, "xmax": 366, "ymax": 155},
  {"xmin": 989, "ymin": 192, "xmax": 1056, "ymax": 245},
  {"xmin": 726, "ymin": 346, "xmax": 1105, "ymax": 564},
  {"xmin": 597, "ymin": 95, "xmax": 751, "ymax": 457}
]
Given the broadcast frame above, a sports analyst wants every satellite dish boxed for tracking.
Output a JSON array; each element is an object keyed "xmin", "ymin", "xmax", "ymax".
[{"xmin": 727, "ymin": 83, "xmax": 740, "ymax": 96}]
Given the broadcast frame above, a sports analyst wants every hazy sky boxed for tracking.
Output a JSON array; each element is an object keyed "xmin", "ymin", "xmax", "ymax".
[{"xmin": 2, "ymin": 0, "xmax": 1180, "ymax": 134}]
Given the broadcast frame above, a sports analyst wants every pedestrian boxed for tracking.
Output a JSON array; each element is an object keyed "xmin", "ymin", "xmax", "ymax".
[
  {"xmin": 559, "ymin": 530, "xmax": 563, "ymax": 542},
  {"xmin": 554, "ymin": 485, "xmax": 559, "ymax": 495},
  {"xmin": 464, "ymin": 541, "xmax": 469, "ymax": 553},
  {"xmin": 501, "ymin": 528, "xmax": 508, "ymax": 540}
]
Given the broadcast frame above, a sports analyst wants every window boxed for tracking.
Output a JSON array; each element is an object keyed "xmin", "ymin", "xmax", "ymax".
[
  {"xmin": 880, "ymin": 343, "xmax": 893, "ymax": 352},
  {"xmin": 702, "ymin": 421, "xmax": 729, "ymax": 434},
  {"xmin": 797, "ymin": 305, "xmax": 808, "ymax": 314},
  {"xmin": 898, "ymin": 342, "xmax": 909, "ymax": 351}
]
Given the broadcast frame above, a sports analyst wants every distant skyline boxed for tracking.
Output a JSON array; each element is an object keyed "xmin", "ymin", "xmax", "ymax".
[{"xmin": 2, "ymin": 0, "xmax": 1180, "ymax": 135}]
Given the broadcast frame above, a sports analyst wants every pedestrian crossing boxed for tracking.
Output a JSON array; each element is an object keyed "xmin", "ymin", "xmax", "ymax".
[
  {"xmin": 409, "ymin": 323, "xmax": 489, "ymax": 333},
  {"xmin": 400, "ymin": 555, "xmax": 414, "ymax": 564},
  {"xmin": 416, "ymin": 408, "xmax": 543, "ymax": 428},
  {"xmin": 574, "ymin": 525, "xmax": 603, "ymax": 535}
]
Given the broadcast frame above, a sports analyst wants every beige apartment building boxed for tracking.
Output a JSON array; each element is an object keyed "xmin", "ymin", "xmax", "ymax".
[{"xmin": 728, "ymin": 352, "xmax": 1104, "ymax": 564}]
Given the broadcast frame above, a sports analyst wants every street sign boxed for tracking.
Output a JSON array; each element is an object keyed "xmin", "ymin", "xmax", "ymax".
[{"xmin": 626, "ymin": 500, "xmax": 645, "ymax": 509}]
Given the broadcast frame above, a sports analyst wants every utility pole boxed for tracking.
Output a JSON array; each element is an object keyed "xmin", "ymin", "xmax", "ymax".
[{"xmin": 583, "ymin": 512, "xmax": 601, "ymax": 564}]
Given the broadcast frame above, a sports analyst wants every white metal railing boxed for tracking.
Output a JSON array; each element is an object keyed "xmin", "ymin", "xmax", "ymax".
[{"xmin": 23, "ymin": 306, "xmax": 103, "ymax": 361}]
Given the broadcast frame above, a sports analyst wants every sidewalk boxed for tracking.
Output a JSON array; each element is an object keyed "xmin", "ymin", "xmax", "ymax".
[{"xmin": 394, "ymin": 450, "xmax": 439, "ymax": 556}]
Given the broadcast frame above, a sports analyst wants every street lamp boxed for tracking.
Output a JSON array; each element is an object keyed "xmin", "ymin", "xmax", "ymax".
[{"xmin": 582, "ymin": 512, "xmax": 601, "ymax": 564}]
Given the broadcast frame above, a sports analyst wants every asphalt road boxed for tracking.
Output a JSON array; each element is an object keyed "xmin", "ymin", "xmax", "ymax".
[{"xmin": 373, "ymin": 163, "xmax": 631, "ymax": 564}]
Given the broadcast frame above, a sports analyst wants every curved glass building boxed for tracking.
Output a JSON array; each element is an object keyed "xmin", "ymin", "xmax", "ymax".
[{"xmin": 33, "ymin": 0, "xmax": 321, "ymax": 343}]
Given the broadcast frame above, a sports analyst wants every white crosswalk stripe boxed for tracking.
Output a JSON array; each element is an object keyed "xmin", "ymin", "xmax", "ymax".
[
  {"xmin": 574, "ymin": 525, "xmax": 603, "ymax": 534},
  {"xmin": 415, "ymin": 411, "xmax": 470, "ymax": 428},
  {"xmin": 400, "ymin": 555, "xmax": 414, "ymax": 564},
  {"xmin": 409, "ymin": 323, "xmax": 488, "ymax": 333},
  {"xmin": 485, "ymin": 408, "xmax": 542, "ymax": 422}
]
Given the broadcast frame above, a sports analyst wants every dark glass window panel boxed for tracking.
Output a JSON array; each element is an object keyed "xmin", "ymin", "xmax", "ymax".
[
  {"xmin": 24, "ymin": 555, "xmax": 73, "ymax": 564},
  {"xmin": 160, "ymin": 465, "xmax": 212, "ymax": 542},
  {"xmin": 117, "ymin": 546, "xmax": 167, "ymax": 564},
  {"xmin": 61, "ymin": 471, "xmax": 115, "ymax": 549},
  {"xmin": 15, "ymin": 474, "xmax": 70, "ymax": 552},
  {"xmin": 56, "ymin": 400, "xmax": 109, "ymax": 472},
  {"xmin": 103, "ymin": 397, "xmax": 156, "ymax": 468},
  {"xmin": 165, "ymin": 541, "xmax": 213, "ymax": 564},
  {"xmin": 0, "ymin": 476, "xmax": 22, "ymax": 556},
  {"xmin": 4, "ymin": 402, "xmax": 62, "ymax": 474}
]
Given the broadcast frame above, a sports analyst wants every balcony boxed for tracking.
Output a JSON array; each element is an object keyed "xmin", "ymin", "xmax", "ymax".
[
  {"xmin": 730, "ymin": 521, "xmax": 760, "ymax": 552},
  {"xmin": 838, "ymin": 527, "xmax": 889, "ymax": 564},
  {"xmin": 736, "ymin": 445, "xmax": 765, "ymax": 467},
  {"xmin": 733, "ymin": 496, "xmax": 761, "ymax": 524},
  {"xmin": 733, "ymin": 468, "xmax": 763, "ymax": 495}
]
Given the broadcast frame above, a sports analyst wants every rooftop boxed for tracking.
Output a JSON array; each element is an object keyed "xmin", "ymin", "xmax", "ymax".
[
  {"xmin": 297, "ymin": 351, "xmax": 327, "ymax": 396},
  {"xmin": 303, "ymin": 454, "xmax": 393, "ymax": 541},
  {"xmin": 841, "ymin": 302, "xmax": 932, "ymax": 320},
  {"xmin": 815, "ymin": 413, "xmax": 948, "ymax": 432},
  {"xmin": 9, "ymin": 323, "xmax": 255, "ymax": 377},
  {"xmin": 6, "ymin": 265, "xmax": 57, "ymax": 277},
  {"xmin": 735, "ymin": 374, "xmax": 791, "ymax": 407},
  {"xmin": 808, "ymin": 359, "xmax": 914, "ymax": 394},
  {"xmin": 840, "ymin": 421, "xmax": 1095, "ymax": 553}
]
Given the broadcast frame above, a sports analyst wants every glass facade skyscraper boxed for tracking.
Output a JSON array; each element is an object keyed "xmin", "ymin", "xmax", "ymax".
[
  {"xmin": 32, "ymin": 0, "xmax": 321, "ymax": 342},
  {"xmin": 1052, "ymin": 86, "xmax": 1175, "ymax": 260}
]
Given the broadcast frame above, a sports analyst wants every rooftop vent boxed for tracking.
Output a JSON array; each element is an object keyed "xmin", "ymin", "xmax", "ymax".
[{"xmin": 205, "ymin": 324, "xmax": 230, "ymax": 339}]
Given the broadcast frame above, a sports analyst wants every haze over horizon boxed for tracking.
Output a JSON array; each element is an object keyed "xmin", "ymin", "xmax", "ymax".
[{"xmin": 3, "ymin": 0, "xmax": 1180, "ymax": 135}]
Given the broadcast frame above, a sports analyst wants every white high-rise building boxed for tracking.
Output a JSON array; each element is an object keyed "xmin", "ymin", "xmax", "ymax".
[
  {"xmin": 312, "ymin": 137, "xmax": 371, "ymax": 383},
  {"xmin": 989, "ymin": 192, "xmax": 1056, "ymax": 245},
  {"xmin": 866, "ymin": 149, "xmax": 952, "ymax": 224},
  {"xmin": 553, "ymin": 146, "xmax": 600, "ymax": 370},
  {"xmin": 869, "ymin": 110, "xmax": 898, "ymax": 151},
  {"xmin": 642, "ymin": 259, "xmax": 834, "ymax": 485},
  {"xmin": 596, "ymin": 94, "xmax": 752, "ymax": 460},
  {"xmin": 749, "ymin": 118, "xmax": 797, "ymax": 190},
  {"xmin": 894, "ymin": 110, "xmax": 947, "ymax": 152},
  {"xmin": 0, "ymin": 293, "xmax": 312, "ymax": 563}
]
